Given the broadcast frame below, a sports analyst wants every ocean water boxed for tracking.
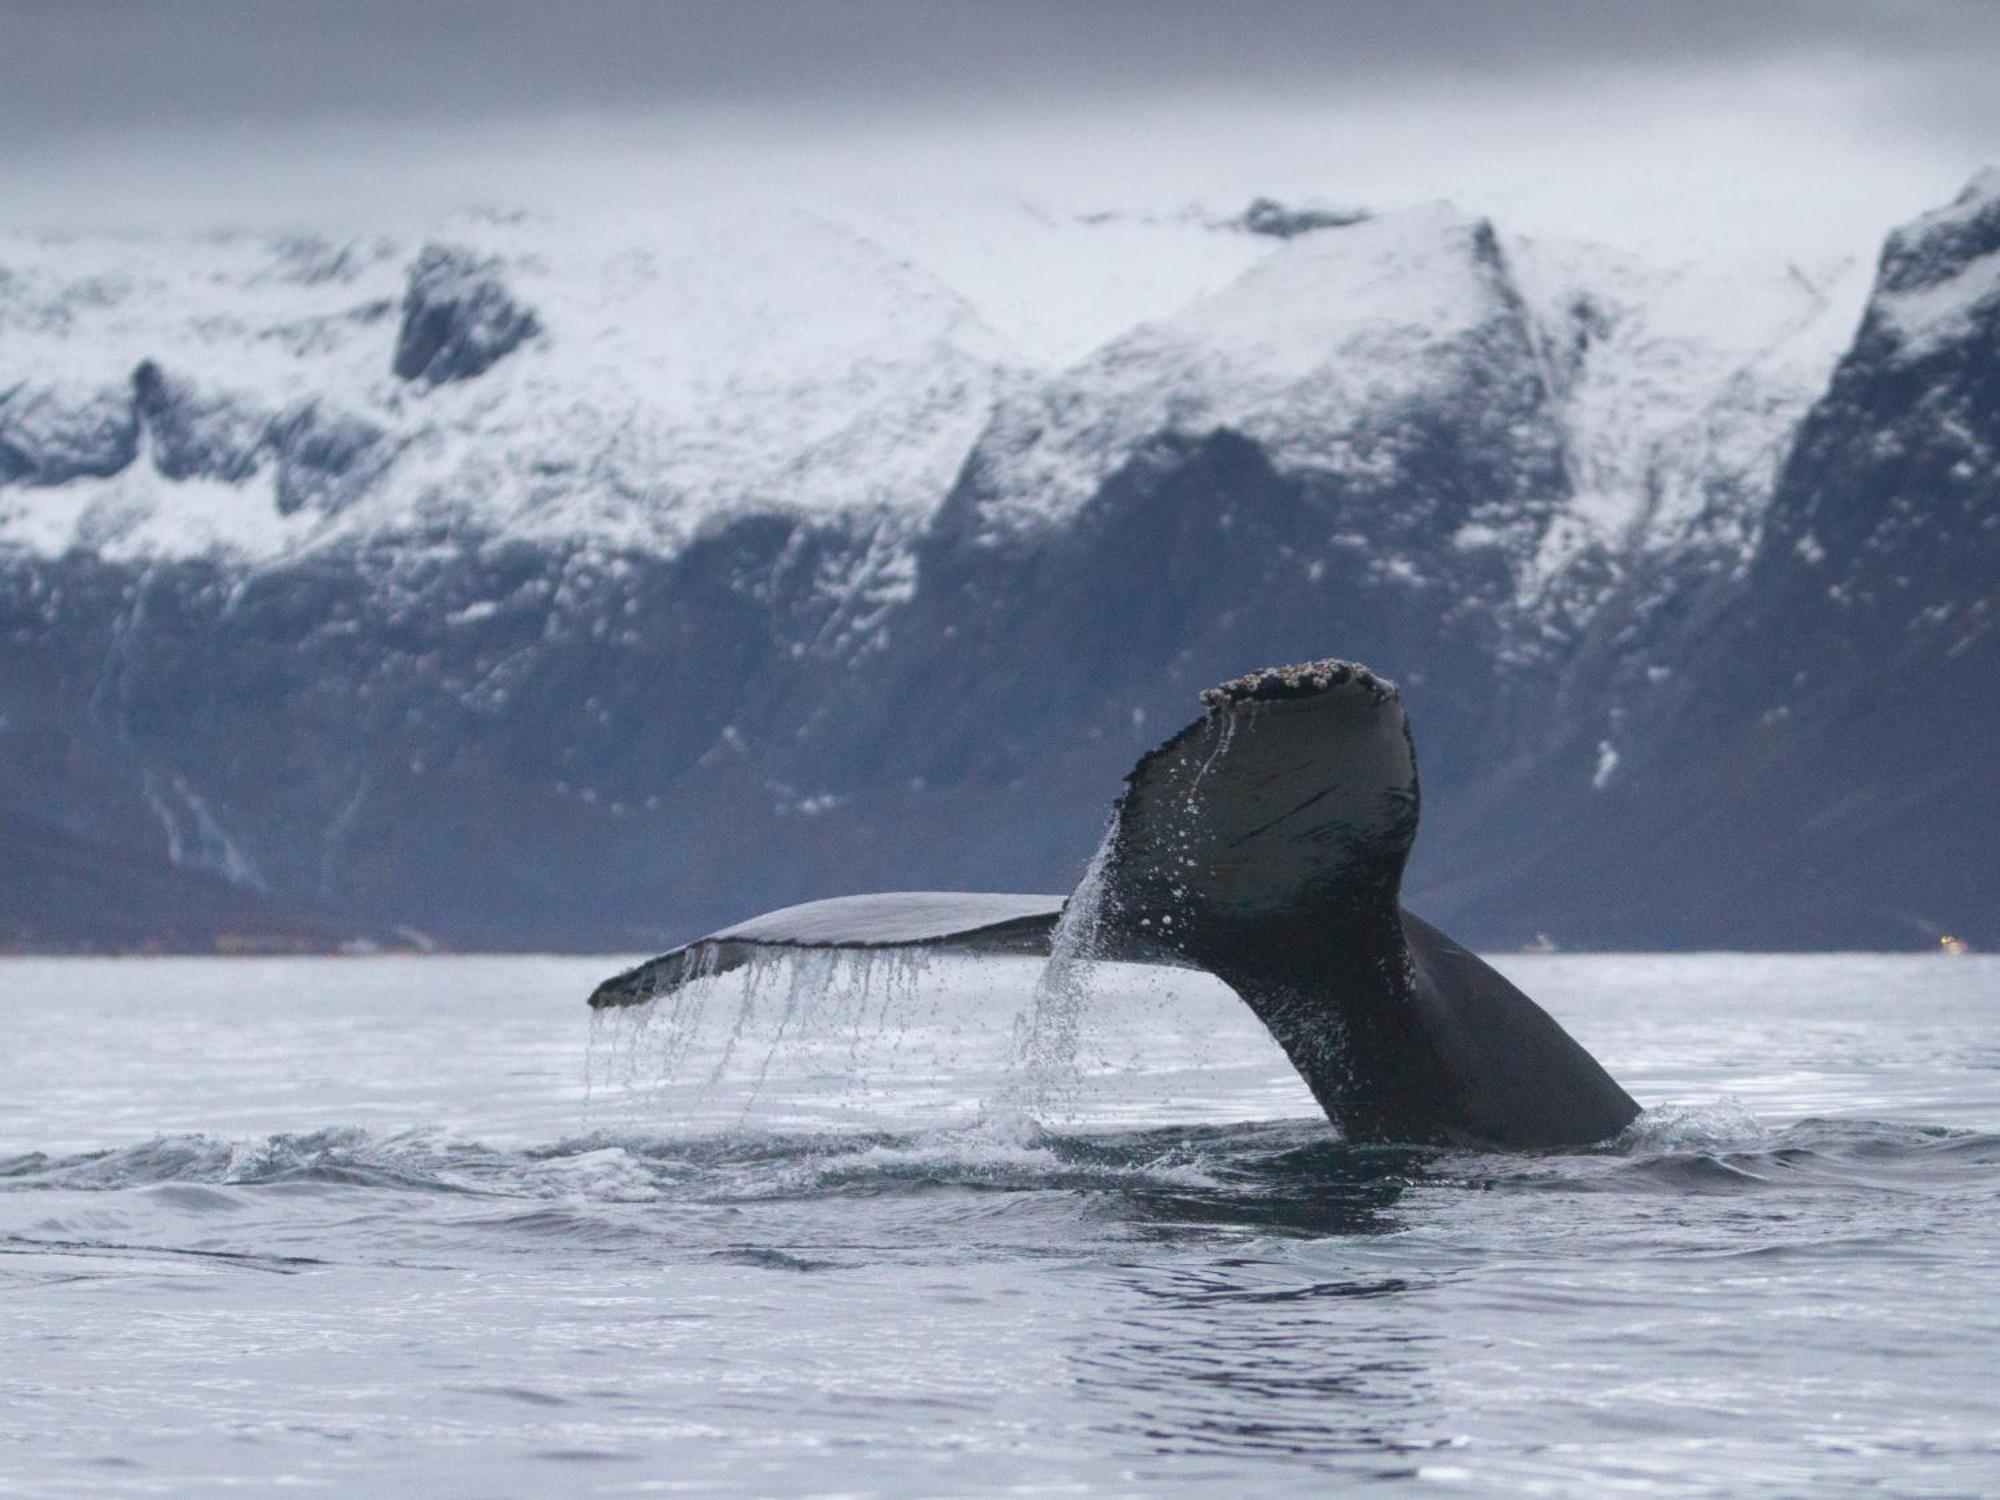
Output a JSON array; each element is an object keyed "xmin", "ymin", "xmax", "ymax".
[{"xmin": 2, "ymin": 951, "xmax": 1996, "ymax": 1498}]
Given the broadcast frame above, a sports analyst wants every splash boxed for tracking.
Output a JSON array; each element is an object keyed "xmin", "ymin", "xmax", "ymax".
[
  {"xmin": 584, "ymin": 939, "xmax": 735, "ymax": 1108},
  {"xmin": 1615, "ymin": 1097, "xmax": 1769, "ymax": 1153},
  {"xmin": 997, "ymin": 818, "xmax": 1121, "ymax": 1130},
  {"xmin": 992, "ymin": 706, "xmax": 1234, "ymax": 1132}
]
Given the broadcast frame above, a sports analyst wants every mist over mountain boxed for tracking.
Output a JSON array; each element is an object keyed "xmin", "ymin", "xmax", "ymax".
[{"xmin": 0, "ymin": 179, "xmax": 1992, "ymax": 952}]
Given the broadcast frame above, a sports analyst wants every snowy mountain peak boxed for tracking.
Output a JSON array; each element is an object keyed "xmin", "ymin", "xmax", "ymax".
[
  {"xmin": 0, "ymin": 208, "xmax": 1023, "ymax": 561},
  {"xmin": 951, "ymin": 203, "xmax": 1545, "ymax": 540},
  {"xmin": 1872, "ymin": 167, "xmax": 2000, "ymax": 358},
  {"xmin": 0, "ymin": 195, "xmax": 1877, "ymax": 589},
  {"xmin": 1161, "ymin": 203, "xmax": 1511, "ymax": 378}
]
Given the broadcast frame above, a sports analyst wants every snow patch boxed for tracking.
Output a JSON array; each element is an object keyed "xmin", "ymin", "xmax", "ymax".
[
  {"xmin": 1877, "ymin": 255, "xmax": 2000, "ymax": 359},
  {"xmin": 1591, "ymin": 740, "xmax": 1620, "ymax": 791},
  {"xmin": 1506, "ymin": 233, "xmax": 1867, "ymax": 592}
]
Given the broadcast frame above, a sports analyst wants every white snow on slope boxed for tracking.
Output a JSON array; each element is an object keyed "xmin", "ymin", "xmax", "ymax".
[
  {"xmin": 0, "ymin": 208, "xmax": 1029, "ymax": 562},
  {"xmin": 959, "ymin": 204, "xmax": 1541, "ymax": 538},
  {"xmin": 840, "ymin": 195, "xmax": 1276, "ymax": 368},
  {"xmin": 1507, "ymin": 235, "xmax": 1868, "ymax": 592},
  {"xmin": 0, "ymin": 192, "xmax": 1875, "ymax": 611},
  {"xmin": 386, "ymin": 209, "xmax": 1021, "ymax": 552},
  {"xmin": 951, "ymin": 201, "xmax": 1866, "ymax": 602}
]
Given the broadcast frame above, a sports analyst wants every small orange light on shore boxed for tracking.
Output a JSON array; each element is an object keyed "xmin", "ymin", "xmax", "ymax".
[{"xmin": 1938, "ymin": 934, "xmax": 1969, "ymax": 956}]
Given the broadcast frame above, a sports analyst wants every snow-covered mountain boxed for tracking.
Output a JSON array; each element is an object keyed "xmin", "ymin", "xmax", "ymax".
[
  {"xmin": 0, "ymin": 208, "xmax": 1019, "ymax": 560},
  {"xmin": 1, "ymin": 181, "xmax": 1989, "ymax": 952},
  {"xmin": 0, "ymin": 199, "xmax": 1860, "ymax": 577}
]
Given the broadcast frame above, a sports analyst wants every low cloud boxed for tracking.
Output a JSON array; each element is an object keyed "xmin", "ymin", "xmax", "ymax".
[{"xmin": 2, "ymin": 1, "xmax": 1994, "ymax": 257}]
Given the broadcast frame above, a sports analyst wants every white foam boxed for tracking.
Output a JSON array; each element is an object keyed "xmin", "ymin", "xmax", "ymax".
[{"xmin": 1616, "ymin": 1097, "xmax": 1769, "ymax": 1153}]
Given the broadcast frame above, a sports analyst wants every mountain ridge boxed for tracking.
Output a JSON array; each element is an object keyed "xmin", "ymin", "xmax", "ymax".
[{"xmin": 0, "ymin": 183, "xmax": 1989, "ymax": 951}]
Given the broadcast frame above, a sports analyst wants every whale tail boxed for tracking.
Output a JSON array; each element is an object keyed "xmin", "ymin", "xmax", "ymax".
[
  {"xmin": 589, "ymin": 658, "xmax": 1639, "ymax": 1150},
  {"xmin": 1102, "ymin": 660, "xmax": 1419, "ymax": 945},
  {"xmin": 587, "ymin": 891, "xmax": 1067, "ymax": 1009}
]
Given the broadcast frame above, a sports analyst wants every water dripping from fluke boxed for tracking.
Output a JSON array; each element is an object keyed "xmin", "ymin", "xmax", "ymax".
[
  {"xmin": 584, "ymin": 941, "xmax": 955, "ymax": 1132},
  {"xmin": 991, "ymin": 818, "xmax": 1122, "ymax": 1137}
]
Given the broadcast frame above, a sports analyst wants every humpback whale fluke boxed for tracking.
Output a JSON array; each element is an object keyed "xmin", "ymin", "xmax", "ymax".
[{"xmin": 590, "ymin": 659, "xmax": 1640, "ymax": 1150}]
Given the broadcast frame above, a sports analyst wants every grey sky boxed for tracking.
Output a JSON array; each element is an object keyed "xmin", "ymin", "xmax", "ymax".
[
  {"xmin": 6, "ymin": 1, "xmax": 1996, "ymax": 133},
  {"xmin": 3, "ymin": 0, "xmax": 1997, "ymax": 255}
]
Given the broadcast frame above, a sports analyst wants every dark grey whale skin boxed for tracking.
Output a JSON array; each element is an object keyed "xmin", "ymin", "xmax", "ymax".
[
  {"xmin": 1098, "ymin": 661, "xmax": 1638, "ymax": 1148},
  {"xmin": 591, "ymin": 660, "xmax": 1639, "ymax": 1150}
]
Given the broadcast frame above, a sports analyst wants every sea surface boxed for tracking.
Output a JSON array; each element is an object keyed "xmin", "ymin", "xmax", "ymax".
[{"xmin": 2, "ymin": 951, "xmax": 1997, "ymax": 1498}]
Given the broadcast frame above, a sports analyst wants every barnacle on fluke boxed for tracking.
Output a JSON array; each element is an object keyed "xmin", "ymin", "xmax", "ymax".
[{"xmin": 1199, "ymin": 657, "xmax": 1396, "ymax": 707}]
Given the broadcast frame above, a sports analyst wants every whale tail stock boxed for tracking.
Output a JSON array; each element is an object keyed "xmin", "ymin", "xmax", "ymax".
[{"xmin": 589, "ymin": 659, "xmax": 1639, "ymax": 1150}]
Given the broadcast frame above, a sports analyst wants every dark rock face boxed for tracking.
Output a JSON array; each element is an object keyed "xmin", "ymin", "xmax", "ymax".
[
  {"xmin": 1875, "ymin": 178, "xmax": 2000, "ymax": 297},
  {"xmin": 0, "ymin": 384, "xmax": 139, "ymax": 484},
  {"xmin": 1237, "ymin": 197, "xmax": 1370, "ymax": 239},
  {"xmin": 1431, "ymin": 188, "xmax": 2000, "ymax": 951},
  {"xmin": 0, "ymin": 384, "xmax": 1579, "ymax": 948},
  {"xmin": 132, "ymin": 361, "xmax": 270, "ymax": 482},
  {"xmin": 391, "ymin": 244, "xmax": 539, "ymax": 384},
  {"xmin": 0, "ymin": 805, "xmax": 367, "ymax": 953},
  {"xmin": 0, "ymin": 519, "xmax": 910, "ymax": 949},
  {"xmin": 269, "ymin": 401, "xmax": 389, "ymax": 517},
  {"xmin": 1658, "ymin": 220, "xmax": 2000, "ymax": 947}
]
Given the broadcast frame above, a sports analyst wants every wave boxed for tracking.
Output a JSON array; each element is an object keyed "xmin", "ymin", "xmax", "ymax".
[
  {"xmin": 5, "ymin": 1109, "xmax": 1994, "ymax": 1219},
  {"xmin": 1464, "ymin": 1107, "xmax": 2000, "ymax": 1198}
]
